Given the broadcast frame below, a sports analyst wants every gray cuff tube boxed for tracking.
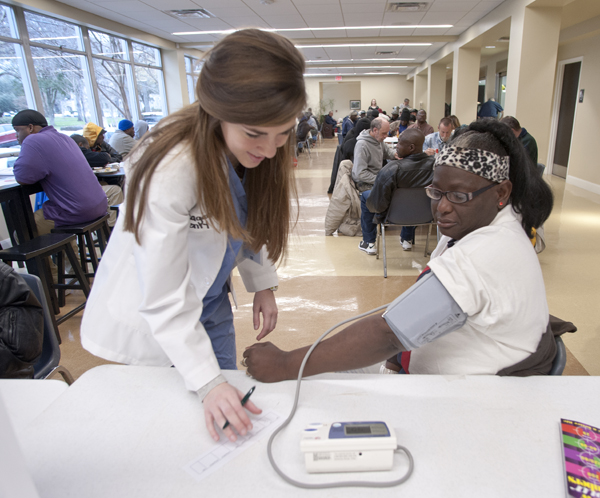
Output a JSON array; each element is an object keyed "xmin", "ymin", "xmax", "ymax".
[
  {"xmin": 382, "ymin": 272, "xmax": 467, "ymax": 350},
  {"xmin": 196, "ymin": 374, "xmax": 227, "ymax": 402}
]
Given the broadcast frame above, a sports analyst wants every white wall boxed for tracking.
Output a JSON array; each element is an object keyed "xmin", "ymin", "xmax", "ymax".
[{"xmin": 305, "ymin": 75, "xmax": 413, "ymax": 119}]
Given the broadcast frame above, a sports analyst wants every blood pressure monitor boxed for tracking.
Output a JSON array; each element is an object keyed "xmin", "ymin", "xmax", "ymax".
[{"xmin": 300, "ymin": 422, "xmax": 397, "ymax": 473}]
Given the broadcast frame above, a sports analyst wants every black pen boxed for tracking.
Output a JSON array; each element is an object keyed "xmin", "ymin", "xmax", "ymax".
[{"xmin": 222, "ymin": 386, "xmax": 256, "ymax": 430}]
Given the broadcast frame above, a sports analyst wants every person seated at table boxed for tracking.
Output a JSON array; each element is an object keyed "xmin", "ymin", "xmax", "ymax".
[
  {"xmin": 397, "ymin": 108, "xmax": 411, "ymax": 135},
  {"xmin": 70, "ymin": 134, "xmax": 111, "ymax": 168},
  {"xmin": 11, "ymin": 110, "xmax": 112, "ymax": 234},
  {"xmin": 0, "ymin": 261, "xmax": 43, "ymax": 379},
  {"xmin": 108, "ymin": 119, "xmax": 137, "ymax": 157},
  {"xmin": 423, "ymin": 117, "xmax": 454, "ymax": 156},
  {"xmin": 134, "ymin": 120, "xmax": 149, "ymax": 140},
  {"xmin": 340, "ymin": 117, "xmax": 371, "ymax": 162},
  {"xmin": 359, "ymin": 129, "xmax": 434, "ymax": 254},
  {"xmin": 388, "ymin": 120, "xmax": 401, "ymax": 138},
  {"xmin": 244, "ymin": 118, "xmax": 556, "ymax": 380},
  {"xmin": 296, "ymin": 113, "xmax": 315, "ymax": 151},
  {"xmin": 71, "ymin": 134, "xmax": 125, "ymax": 196},
  {"xmin": 83, "ymin": 122, "xmax": 122, "ymax": 163}
]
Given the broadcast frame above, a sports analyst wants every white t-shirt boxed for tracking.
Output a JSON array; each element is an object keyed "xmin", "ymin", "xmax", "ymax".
[{"xmin": 409, "ymin": 206, "xmax": 548, "ymax": 375}]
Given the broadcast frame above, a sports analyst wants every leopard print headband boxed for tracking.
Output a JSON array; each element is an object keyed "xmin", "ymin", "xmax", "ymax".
[{"xmin": 434, "ymin": 146, "xmax": 510, "ymax": 183}]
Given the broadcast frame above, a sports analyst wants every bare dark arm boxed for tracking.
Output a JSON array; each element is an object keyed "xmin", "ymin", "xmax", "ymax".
[{"xmin": 243, "ymin": 313, "xmax": 405, "ymax": 383}]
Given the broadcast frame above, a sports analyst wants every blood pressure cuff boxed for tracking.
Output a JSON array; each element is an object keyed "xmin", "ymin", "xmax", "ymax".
[{"xmin": 382, "ymin": 272, "xmax": 467, "ymax": 350}]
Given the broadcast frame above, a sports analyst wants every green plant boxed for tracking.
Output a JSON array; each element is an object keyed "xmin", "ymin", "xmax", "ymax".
[{"xmin": 314, "ymin": 98, "xmax": 335, "ymax": 125}]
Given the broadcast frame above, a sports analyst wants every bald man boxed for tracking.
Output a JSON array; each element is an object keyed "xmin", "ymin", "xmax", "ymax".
[{"xmin": 359, "ymin": 129, "xmax": 435, "ymax": 255}]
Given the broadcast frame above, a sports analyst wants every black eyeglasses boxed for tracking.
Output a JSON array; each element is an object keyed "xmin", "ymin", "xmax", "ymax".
[{"xmin": 425, "ymin": 182, "xmax": 497, "ymax": 204}]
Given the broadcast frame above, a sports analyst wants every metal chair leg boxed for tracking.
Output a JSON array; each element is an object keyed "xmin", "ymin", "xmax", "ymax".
[
  {"xmin": 382, "ymin": 224, "xmax": 387, "ymax": 278},
  {"xmin": 46, "ymin": 365, "xmax": 74, "ymax": 385}
]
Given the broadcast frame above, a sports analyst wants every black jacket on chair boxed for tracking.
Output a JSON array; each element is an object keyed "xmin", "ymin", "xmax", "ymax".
[
  {"xmin": 366, "ymin": 152, "xmax": 435, "ymax": 223},
  {"xmin": 0, "ymin": 262, "xmax": 44, "ymax": 379}
]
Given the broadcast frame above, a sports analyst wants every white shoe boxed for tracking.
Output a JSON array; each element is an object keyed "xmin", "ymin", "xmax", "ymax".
[
  {"xmin": 401, "ymin": 238, "xmax": 412, "ymax": 251},
  {"xmin": 358, "ymin": 241, "xmax": 376, "ymax": 255}
]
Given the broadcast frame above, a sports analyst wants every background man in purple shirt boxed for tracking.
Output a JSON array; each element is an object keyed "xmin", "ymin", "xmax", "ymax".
[{"xmin": 12, "ymin": 110, "xmax": 122, "ymax": 236}]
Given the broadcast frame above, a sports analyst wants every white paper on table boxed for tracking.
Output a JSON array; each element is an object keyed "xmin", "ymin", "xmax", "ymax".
[{"xmin": 183, "ymin": 409, "xmax": 283, "ymax": 482}]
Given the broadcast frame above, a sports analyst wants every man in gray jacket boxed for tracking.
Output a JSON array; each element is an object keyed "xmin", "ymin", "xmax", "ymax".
[
  {"xmin": 108, "ymin": 119, "xmax": 136, "ymax": 157},
  {"xmin": 359, "ymin": 129, "xmax": 434, "ymax": 254},
  {"xmin": 352, "ymin": 117, "xmax": 396, "ymax": 192}
]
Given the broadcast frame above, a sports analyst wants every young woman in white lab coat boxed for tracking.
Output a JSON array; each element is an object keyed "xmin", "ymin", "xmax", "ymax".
[{"xmin": 80, "ymin": 29, "xmax": 306, "ymax": 442}]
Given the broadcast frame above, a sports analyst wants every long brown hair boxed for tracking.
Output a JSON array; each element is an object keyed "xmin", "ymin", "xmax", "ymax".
[{"xmin": 124, "ymin": 29, "xmax": 306, "ymax": 262}]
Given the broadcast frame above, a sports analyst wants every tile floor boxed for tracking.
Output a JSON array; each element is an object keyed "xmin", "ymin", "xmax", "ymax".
[{"xmin": 56, "ymin": 137, "xmax": 596, "ymax": 379}]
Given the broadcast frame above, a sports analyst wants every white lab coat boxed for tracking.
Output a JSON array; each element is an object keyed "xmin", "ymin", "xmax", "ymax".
[{"xmin": 81, "ymin": 144, "xmax": 278, "ymax": 392}]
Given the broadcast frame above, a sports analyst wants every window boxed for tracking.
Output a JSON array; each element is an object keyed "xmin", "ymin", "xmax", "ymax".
[
  {"xmin": 0, "ymin": 41, "xmax": 30, "ymax": 119},
  {"xmin": 93, "ymin": 58, "xmax": 135, "ymax": 127},
  {"xmin": 30, "ymin": 46, "xmax": 94, "ymax": 127},
  {"xmin": 0, "ymin": 3, "xmax": 168, "ymax": 128},
  {"xmin": 185, "ymin": 55, "xmax": 202, "ymax": 103},
  {"xmin": 132, "ymin": 42, "xmax": 159, "ymax": 66},
  {"xmin": 135, "ymin": 66, "xmax": 165, "ymax": 123},
  {"xmin": 89, "ymin": 29, "xmax": 128, "ymax": 60},
  {"xmin": 24, "ymin": 11, "xmax": 83, "ymax": 51},
  {"xmin": 0, "ymin": 4, "xmax": 18, "ymax": 38}
]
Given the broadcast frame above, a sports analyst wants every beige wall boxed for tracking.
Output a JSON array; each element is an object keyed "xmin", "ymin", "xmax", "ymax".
[
  {"xmin": 556, "ymin": 31, "xmax": 600, "ymax": 190},
  {"xmin": 305, "ymin": 76, "xmax": 413, "ymax": 117},
  {"xmin": 322, "ymin": 82, "xmax": 361, "ymax": 120}
]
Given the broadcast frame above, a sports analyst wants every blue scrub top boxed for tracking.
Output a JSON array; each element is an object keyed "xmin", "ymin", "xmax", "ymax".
[{"xmin": 200, "ymin": 160, "xmax": 247, "ymax": 322}]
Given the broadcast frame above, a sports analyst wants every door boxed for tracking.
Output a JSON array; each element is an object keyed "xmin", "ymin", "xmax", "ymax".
[{"xmin": 552, "ymin": 61, "xmax": 581, "ymax": 178}]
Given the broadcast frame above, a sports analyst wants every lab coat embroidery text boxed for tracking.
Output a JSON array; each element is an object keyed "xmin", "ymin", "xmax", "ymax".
[{"xmin": 190, "ymin": 215, "xmax": 210, "ymax": 230}]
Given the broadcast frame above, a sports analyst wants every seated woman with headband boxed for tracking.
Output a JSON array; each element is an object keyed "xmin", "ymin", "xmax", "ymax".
[{"xmin": 244, "ymin": 119, "xmax": 556, "ymax": 380}]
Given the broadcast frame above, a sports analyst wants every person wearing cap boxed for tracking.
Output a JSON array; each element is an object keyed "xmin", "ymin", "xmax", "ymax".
[
  {"xmin": 70, "ymin": 134, "xmax": 111, "ymax": 169},
  {"xmin": 11, "ymin": 110, "xmax": 111, "ymax": 235},
  {"xmin": 82, "ymin": 122, "xmax": 122, "ymax": 163},
  {"xmin": 244, "ymin": 118, "xmax": 557, "ymax": 380},
  {"xmin": 109, "ymin": 119, "xmax": 137, "ymax": 157},
  {"xmin": 397, "ymin": 108, "xmax": 411, "ymax": 135},
  {"xmin": 341, "ymin": 111, "xmax": 358, "ymax": 140}
]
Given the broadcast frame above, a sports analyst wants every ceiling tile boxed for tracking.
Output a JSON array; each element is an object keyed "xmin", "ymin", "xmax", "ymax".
[
  {"xmin": 428, "ymin": 0, "xmax": 480, "ymax": 11},
  {"xmin": 219, "ymin": 16, "xmax": 271, "ymax": 28},
  {"xmin": 191, "ymin": 0, "xmax": 246, "ymax": 7},
  {"xmin": 295, "ymin": 4, "xmax": 341, "ymax": 15},
  {"xmin": 344, "ymin": 28, "xmax": 381, "ymax": 37},
  {"xmin": 420, "ymin": 12, "xmax": 468, "ymax": 23},
  {"xmin": 341, "ymin": 3, "xmax": 386, "ymax": 14},
  {"xmin": 92, "ymin": 1, "xmax": 155, "ymax": 12},
  {"xmin": 259, "ymin": 15, "xmax": 307, "ymax": 28},
  {"xmin": 140, "ymin": 0, "xmax": 200, "ymax": 8},
  {"xmin": 382, "ymin": 12, "xmax": 426, "ymax": 24},
  {"xmin": 344, "ymin": 14, "xmax": 386, "ymax": 24},
  {"xmin": 298, "ymin": 15, "xmax": 345, "ymax": 27}
]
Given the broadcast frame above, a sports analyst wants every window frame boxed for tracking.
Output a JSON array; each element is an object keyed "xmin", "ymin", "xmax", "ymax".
[{"xmin": 0, "ymin": 2, "xmax": 168, "ymax": 128}]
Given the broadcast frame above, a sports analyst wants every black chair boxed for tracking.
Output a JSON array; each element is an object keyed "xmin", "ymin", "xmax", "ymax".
[
  {"xmin": 51, "ymin": 214, "xmax": 110, "ymax": 305},
  {"xmin": 537, "ymin": 163, "xmax": 545, "ymax": 177},
  {"xmin": 376, "ymin": 188, "xmax": 434, "ymax": 278},
  {"xmin": 21, "ymin": 273, "xmax": 74, "ymax": 384},
  {"xmin": 549, "ymin": 336, "xmax": 567, "ymax": 376},
  {"xmin": 0, "ymin": 233, "xmax": 91, "ymax": 341}
]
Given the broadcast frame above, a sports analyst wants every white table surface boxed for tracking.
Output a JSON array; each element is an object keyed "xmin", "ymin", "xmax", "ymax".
[
  {"xmin": 0, "ymin": 379, "xmax": 68, "ymax": 439},
  {"xmin": 6, "ymin": 366, "xmax": 599, "ymax": 497}
]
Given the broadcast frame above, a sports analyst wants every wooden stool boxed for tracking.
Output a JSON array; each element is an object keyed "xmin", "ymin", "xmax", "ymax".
[
  {"xmin": 0, "ymin": 233, "xmax": 91, "ymax": 342},
  {"xmin": 51, "ymin": 213, "xmax": 110, "ymax": 278}
]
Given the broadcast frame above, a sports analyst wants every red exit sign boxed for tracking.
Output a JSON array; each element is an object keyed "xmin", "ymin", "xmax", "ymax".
[{"xmin": 335, "ymin": 76, "xmax": 342, "ymax": 81}]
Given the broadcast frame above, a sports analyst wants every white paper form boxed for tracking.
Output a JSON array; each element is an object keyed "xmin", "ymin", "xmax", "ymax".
[{"xmin": 183, "ymin": 410, "xmax": 283, "ymax": 482}]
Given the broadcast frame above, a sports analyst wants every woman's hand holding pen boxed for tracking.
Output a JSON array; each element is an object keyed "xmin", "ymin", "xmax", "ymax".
[
  {"xmin": 253, "ymin": 289, "xmax": 278, "ymax": 340},
  {"xmin": 203, "ymin": 383, "xmax": 261, "ymax": 442}
]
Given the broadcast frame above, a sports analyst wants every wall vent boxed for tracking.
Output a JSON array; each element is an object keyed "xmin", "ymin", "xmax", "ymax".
[
  {"xmin": 497, "ymin": 36, "xmax": 510, "ymax": 42},
  {"xmin": 164, "ymin": 9, "xmax": 215, "ymax": 19},
  {"xmin": 386, "ymin": 2, "xmax": 429, "ymax": 12}
]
